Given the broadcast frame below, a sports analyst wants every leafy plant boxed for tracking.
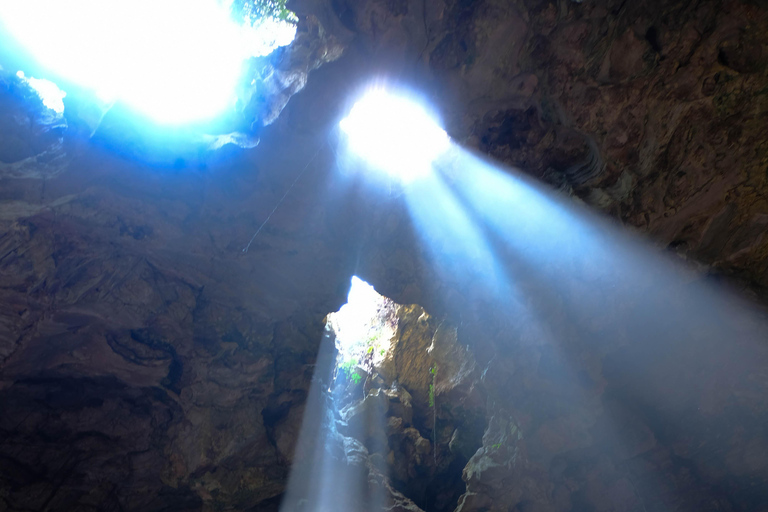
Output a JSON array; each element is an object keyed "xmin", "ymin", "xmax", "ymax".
[
  {"xmin": 428, "ymin": 364, "xmax": 437, "ymax": 407},
  {"xmin": 380, "ymin": 349, "xmax": 385, "ymax": 356},
  {"xmin": 429, "ymin": 364, "xmax": 438, "ymax": 464},
  {"xmin": 340, "ymin": 358, "xmax": 357, "ymax": 377},
  {"xmin": 231, "ymin": 0, "xmax": 297, "ymax": 24},
  {"xmin": 366, "ymin": 331, "xmax": 381, "ymax": 347},
  {"xmin": 351, "ymin": 372, "xmax": 362, "ymax": 385}
]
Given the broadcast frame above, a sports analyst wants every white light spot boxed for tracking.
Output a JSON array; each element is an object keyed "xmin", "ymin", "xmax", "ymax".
[
  {"xmin": 241, "ymin": 16, "xmax": 298, "ymax": 58},
  {"xmin": 340, "ymin": 89, "xmax": 450, "ymax": 183},
  {"xmin": 332, "ymin": 277, "xmax": 386, "ymax": 349},
  {"xmin": 327, "ymin": 276, "xmax": 396, "ymax": 373},
  {"xmin": 16, "ymin": 70, "xmax": 66, "ymax": 114},
  {"xmin": 0, "ymin": 0, "xmax": 297, "ymax": 124}
]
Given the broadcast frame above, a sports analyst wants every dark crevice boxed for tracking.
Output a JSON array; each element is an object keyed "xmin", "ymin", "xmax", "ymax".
[
  {"xmin": 717, "ymin": 47, "xmax": 730, "ymax": 68},
  {"xmin": 645, "ymin": 26, "xmax": 662, "ymax": 54}
]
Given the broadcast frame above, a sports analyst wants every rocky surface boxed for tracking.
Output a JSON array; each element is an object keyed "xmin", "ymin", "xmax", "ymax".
[
  {"xmin": 0, "ymin": 68, "xmax": 348, "ymax": 510},
  {"xmin": 1, "ymin": 0, "xmax": 768, "ymax": 510},
  {"xmin": 287, "ymin": 303, "xmax": 483, "ymax": 512}
]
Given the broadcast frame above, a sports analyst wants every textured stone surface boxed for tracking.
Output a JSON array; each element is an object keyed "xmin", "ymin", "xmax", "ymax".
[{"xmin": 0, "ymin": 67, "xmax": 350, "ymax": 509}]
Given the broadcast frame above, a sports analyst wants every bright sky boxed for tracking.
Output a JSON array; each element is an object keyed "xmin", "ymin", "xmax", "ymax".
[
  {"xmin": 0, "ymin": 0, "xmax": 296, "ymax": 123},
  {"xmin": 332, "ymin": 277, "xmax": 384, "ymax": 349},
  {"xmin": 16, "ymin": 70, "xmax": 65, "ymax": 113}
]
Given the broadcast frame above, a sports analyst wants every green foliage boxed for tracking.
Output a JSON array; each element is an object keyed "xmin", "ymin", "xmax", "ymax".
[
  {"xmin": 380, "ymin": 349, "xmax": 385, "ymax": 356},
  {"xmin": 340, "ymin": 358, "xmax": 357, "ymax": 377},
  {"xmin": 491, "ymin": 442, "xmax": 502, "ymax": 450},
  {"xmin": 231, "ymin": 0, "xmax": 297, "ymax": 24},
  {"xmin": 367, "ymin": 346, "xmax": 374, "ymax": 355},
  {"xmin": 366, "ymin": 331, "xmax": 381, "ymax": 347},
  {"xmin": 428, "ymin": 364, "xmax": 437, "ymax": 407},
  {"xmin": 429, "ymin": 364, "xmax": 438, "ymax": 463},
  {"xmin": 339, "ymin": 358, "xmax": 363, "ymax": 385}
]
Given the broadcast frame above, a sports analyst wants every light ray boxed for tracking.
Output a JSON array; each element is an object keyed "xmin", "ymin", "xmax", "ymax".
[
  {"xmin": 279, "ymin": 277, "xmax": 394, "ymax": 512},
  {"xmin": 336, "ymin": 87, "xmax": 768, "ymax": 508},
  {"xmin": 402, "ymin": 168, "xmax": 520, "ymax": 306}
]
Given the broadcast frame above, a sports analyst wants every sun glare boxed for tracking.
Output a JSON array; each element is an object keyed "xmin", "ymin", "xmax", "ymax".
[
  {"xmin": 0, "ymin": 0, "xmax": 297, "ymax": 124},
  {"xmin": 340, "ymin": 89, "xmax": 450, "ymax": 182},
  {"xmin": 16, "ymin": 70, "xmax": 65, "ymax": 114}
]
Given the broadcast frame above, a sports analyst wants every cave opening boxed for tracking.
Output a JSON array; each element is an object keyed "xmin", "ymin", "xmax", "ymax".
[
  {"xmin": 326, "ymin": 276, "xmax": 398, "ymax": 402},
  {"xmin": 339, "ymin": 88, "xmax": 451, "ymax": 183},
  {"xmin": 0, "ymin": 0, "xmax": 298, "ymax": 125},
  {"xmin": 297, "ymin": 276, "xmax": 482, "ymax": 512}
]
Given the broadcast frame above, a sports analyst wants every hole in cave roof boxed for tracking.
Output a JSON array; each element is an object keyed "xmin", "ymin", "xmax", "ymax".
[
  {"xmin": 0, "ymin": 0, "xmax": 298, "ymax": 127},
  {"xmin": 327, "ymin": 276, "xmax": 398, "ymax": 375}
]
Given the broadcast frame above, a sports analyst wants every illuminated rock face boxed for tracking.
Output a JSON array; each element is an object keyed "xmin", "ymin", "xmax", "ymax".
[{"xmin": 0, "ymin": 0, "xmax": 768, "ymax": 511}]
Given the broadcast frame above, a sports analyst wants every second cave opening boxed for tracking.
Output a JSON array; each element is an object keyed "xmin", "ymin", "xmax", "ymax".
[{"xmin": 301, "ymin": 276, "xmax": 486, "ymax": 512}]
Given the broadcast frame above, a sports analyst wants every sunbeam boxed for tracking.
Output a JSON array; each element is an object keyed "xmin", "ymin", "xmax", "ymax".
[
  {"xmin": 279, "ymin": 277, "xmax": 397, "ymax": 512},
  {"xmin": 402, "ymin": 167, "xmax": 517, "ymax": 304},
  {"xmin": 329, "ymin": 87, "xmax": 768, "ymax": 510},
  {"xmin": 411, "ymin": 145, "xmax": 767, "ymax": 509}
]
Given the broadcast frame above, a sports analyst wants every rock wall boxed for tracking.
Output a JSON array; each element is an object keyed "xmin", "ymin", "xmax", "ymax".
[{"xmin": 0, "ymin": 68, "xmax": 352, "ymax": 510}]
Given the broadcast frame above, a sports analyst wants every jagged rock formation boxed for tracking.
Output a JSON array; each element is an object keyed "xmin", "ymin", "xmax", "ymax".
[
  {"xmin": 334, "ymin": 304, "xmax": 485, "ymax": 512},
  {"xmin": 285, "ymin": 303, "xmax": 483, "ymax": 512},
  {"xmin": 1, "ymin": 0, "xmax": 768, "ymax": 510}
]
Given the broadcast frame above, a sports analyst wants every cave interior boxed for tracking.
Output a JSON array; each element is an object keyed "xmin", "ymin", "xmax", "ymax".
[{"xmin": 1, "ymin": 0, "xmax": 768, "ymax": 511}]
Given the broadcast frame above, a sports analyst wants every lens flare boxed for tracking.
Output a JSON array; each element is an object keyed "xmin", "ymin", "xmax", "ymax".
[
  {"xmin": 0, "ymin": 0, "xmax": 296, "ymax": 124},
  {"xmin": 340, "ymin": 89, "xmax": 450, "ymax": 182}
]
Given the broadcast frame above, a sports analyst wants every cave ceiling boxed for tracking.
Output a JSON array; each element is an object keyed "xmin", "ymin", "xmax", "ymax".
[{"xmin": 0, "ymin": 0, "xmax": 767, "ymax": 510}]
